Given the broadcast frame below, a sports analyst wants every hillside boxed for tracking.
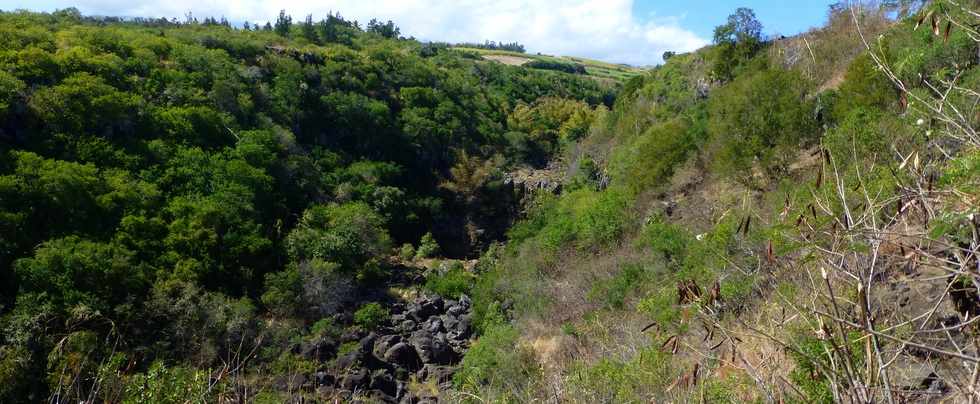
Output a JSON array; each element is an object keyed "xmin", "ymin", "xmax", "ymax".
[
  {"xmin": 2, "ymin": 2, "xmax": 980, "ymax": 403},
  {"xmin": 451, "ymin": 3, "xmax": 980, "ymax": 403},
  {"xmin": 453, "ymin": 47, "xmax": 645, "ymax": 82}
]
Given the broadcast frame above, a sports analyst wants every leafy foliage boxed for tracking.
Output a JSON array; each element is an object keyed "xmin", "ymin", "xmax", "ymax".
[{"xmin": 0, "ymin": 8, "xmax": 613, "ymax": 401}]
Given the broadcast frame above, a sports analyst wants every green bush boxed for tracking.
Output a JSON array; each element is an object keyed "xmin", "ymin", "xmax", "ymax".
[
  {"xmin": 415, "ymin": 232, "xmax": 439, "ymax": 259},
  {"xmin": 707, "ymin": 66, "xmax": 817, "ymax": 185},
  {"xmin": 425, "ymin": 265, "xmax": 474, "ymax": 299},
  {"xmin": 285, "ymin": 202, "xmax": 391, "ymax": 274},
  {"xmin": 588, "ymin": 263, "xmax": 646, "ymax": 309},
  {"xmin": 832, "ymin": 54, "xmax": 896, "ymax": 118},
  {"xmin": 637, "ymin": 215, "xmax": 691, "ymax": 261},
  {"xmin": 123, "ymin": 361, "xmax": 214, "ymax": 404},
  {"xmin": 398, "ymin": 243, "xmax": 416, "ymax": 260},
  {"xmin": 14, "ymin": 236, "xmax": 143, "ymax": 313},
  {"xmin": 611, "ymin": 118, "xmax": 697, "ymax": 194},
  {"xmin": 353, "ymin": 302, "xmax": 388, "ymax": 330},
  {"xmin": 455, "ymin": 322, "xmax": 540, "ymax": 395},
  {"xmin": 823, "ymin": 107, "xmax": 887, "ymax": 167},
  {"xmin": 565, "ymin": 346, "xmax": 672, "ymax": 402}
]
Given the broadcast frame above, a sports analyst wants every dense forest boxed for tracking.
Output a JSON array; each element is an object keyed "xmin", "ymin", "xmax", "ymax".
[
  {"xmin": 0, "ymin": 7, "xmax": 612, "ymax": 403},
  {"xmin": 2, "ymin": 0, "xmax": 980, "ymax": 403}
]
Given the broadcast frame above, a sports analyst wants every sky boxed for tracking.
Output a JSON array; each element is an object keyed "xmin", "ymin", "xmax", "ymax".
[{"xmin": 0, "ymin": 0, "xmax": 837, "ymax": 65}]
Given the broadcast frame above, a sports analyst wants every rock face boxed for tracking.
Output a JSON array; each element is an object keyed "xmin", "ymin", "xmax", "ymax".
[{"xmin": 318, "ymin": 293, "xmax": 474, "ymax": 401}]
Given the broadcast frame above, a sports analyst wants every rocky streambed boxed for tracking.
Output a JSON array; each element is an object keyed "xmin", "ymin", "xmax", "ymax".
[{"xmin": 297, "ymin": 293, "xmax": 474, "ymax": 403}]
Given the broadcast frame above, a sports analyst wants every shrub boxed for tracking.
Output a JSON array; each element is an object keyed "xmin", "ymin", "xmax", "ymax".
[
  {"xmin": 832, "ymin": 54, "xmax": 896, "ymax": 118},
  {"xmin": 708, "ymin": 66, "xmax": 817, "ymax": 185},
  {"xmin": 588, "ymin": 263, "xmax": 646, "ymax": 309},
  {"xmin": 122, "ymin": 361, "xmax": 214, "ymax": 404},
  {"xmin": 425, "ymin": 265, "xmax": 474, "ymax": 299},
  {"xmin": 14, "ymin": 236, "xmax": 143, "ymax": 313},
  {"xmin": 415, "ymin": 232, "xmax": 439, "ymax": 259},
  {"xmin": 565, "ymin": 346, "xmax": 672, "ymax": 402},
  {"xmin": 611, "ymin": 118, "xmax": 696, "ymax": 194},
  {"xmin": 823, "ymin": 107, "xmax": 887, "ymax": 167},
  {"xmin": 285, "ymin": 202, "xmax": 391, "ymax": 274},
  {"xmin": 455, "ymin": 322, "xmax": 540, "ymax": 396},
  {"xmin": 309, "ymin": 318, "xmax": 342, "ymax": 340},
  {"xmin": 353, "ymin": 302, "xmax": 388, "ymax": 330},
  {"xmin": 398, "ymin": 243, "xmax": 416, "ymax": 261},
  {"xmin": 524, "ymin": 59, "xmax": 586, "ymax": 75},
  {"xmin": 261, "ymin": 259, "xmax": 353, "ymax": 319},
  {"xmin": 637, "ymin": 215, "xmax": 690, "ymax": 261}
]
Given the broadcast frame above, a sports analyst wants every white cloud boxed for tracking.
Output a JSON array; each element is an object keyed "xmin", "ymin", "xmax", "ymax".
[{"xmin": 21, "ymin": 0, "xmax": 708, "ymax": 65}]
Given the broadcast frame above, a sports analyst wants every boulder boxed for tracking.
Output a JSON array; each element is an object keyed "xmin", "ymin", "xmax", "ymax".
[
  {"xmin": 408, "ymin": 296, "xmax": 444, "ymax": 321},
  {"xmin": 418, "ymin": 364, "xmax": 455, "ymax": 386},
  {"xmin": 335, "ymin": 349, "xmax": 363, "ymax": 370},
  {"xmin": 370, "ymin": 369, "xmax": 398, "ymax": 397},
  {"xmin": 360, "ymin": 332, "xmax": 378, "ymax": 353},
  {"xmin": 313, "ymin": 371, "xmax": 335, "ymax": 386},
  {"xmin": 384, "ymin": 342, "xmax": 421, "ymax": 371},
  {"xmin": 448, "ymin": 314, "xmax": 472, "ymax": 340},
  {"xmin": 399, "ymin": 319, "xmax": 417, "ymax": 333},
  {"xmin": 423, "ymin": 317, "xmax": 444, "ymax": 334},
  {"xmin": 446, "ymin": 302, "xmax": 465, "ymax": 317},
  {"xmin": 339, "ymin": 368, "xmax": 369, "ymax": 390},
  {"xmin": 299, "ymin": 337, "xmax": 338, "ymax": 362},
  {"xmin": 373, "ymin": 334, "xmax": 403, "ymax": 360},
  {"xmin": 410, "ymin": 331, "xmax": 454, "ymax": 364},
  {"xmin": 341, "ymin": 328, "xmax": 367, "ymax": 343}
]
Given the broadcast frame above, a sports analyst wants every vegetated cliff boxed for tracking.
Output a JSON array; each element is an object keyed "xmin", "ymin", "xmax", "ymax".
[{"xmin": 451, "ymin": 2, "xmax": 980, "ymax": 403}]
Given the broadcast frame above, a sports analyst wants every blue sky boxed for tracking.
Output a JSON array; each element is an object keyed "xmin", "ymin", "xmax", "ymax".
[
  {"xmin": 0, "ymin": 0, "xmax": 838, "ymax": 65},
  {"xmin": 638, "ymin": 1, "xmax": 834, "ymax": 39}
]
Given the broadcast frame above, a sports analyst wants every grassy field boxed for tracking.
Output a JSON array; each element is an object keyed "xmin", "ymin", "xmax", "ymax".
[{"xmin": 453, "ymin": 47, "xmax": 646, "ymax": 81}]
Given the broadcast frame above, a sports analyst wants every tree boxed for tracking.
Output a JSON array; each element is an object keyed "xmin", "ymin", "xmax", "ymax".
[
  {"xmin": 274, "ymin": 10, "xmax": 291, "ymax": 37},
  {"xmin": 366, "ymin": 18, "xmax": 400, "ymax": 39},
  {"xmin": 662, "ymin": 51, "xmax": 676, "ymax": 62},
  {"xmin": 14, "ymin": 236, "xmax": 143, "ymax": 313},
  {"xmin": 285, "ymin": 202, "xmax": 391, "ymax": 273},
  {"xmin": 711, "ymin": 7, "xmax": 764, "ymax": 81},
  {"xmin": 301, "ymin": 14, "xmax": 317, "ymax": 43}
]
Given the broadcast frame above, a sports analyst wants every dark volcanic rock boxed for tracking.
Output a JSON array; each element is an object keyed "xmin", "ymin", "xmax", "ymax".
[
  {"xmin": 360, "ymin": 332, "xmax": 378, "ymax": 353},
  {"xmin": 423, "ymin": 317, "xmax": 444, "ymax": 334},
  {"xmin": 299, "ymin": 337, "xmax": 338, "ymax": 362},
  {"xmin": 313, "ymin": 371, "xmax": 335, "ymax": 386},
  {"xmin": 410, "ymin": 331, "xmax": 454, "ymax": 364},
  {"xmin": 384, "ymin": 342, "xmax": 421, "ymax": 370},
  {"xmin": 335, "ymin": 349, "xmax": 363, "ymax": 370},
  {"xmin": 398, "ymin": 319, "xmax": 416, "ymax": 333},
  {"xmin": 408, "ymin": 296, "xmax": 444, "ymax": 321},
  {"xmin": 373, "ymin": 334, "xmax": 403, "ymax": 360},
  {"xmin": 341, "ymin": 328, "xmax": 367, "ymax": 343},
  {"xmin": 418, "ymin": 364, "xmax": 455, "ymax": 386},
  {"xmin": 370, "ymin": 369, "xmax": 398, "ymax": 397},
  {"xmin": 339, "ymin": 368, "xmax": 369, "ymax": 390}
]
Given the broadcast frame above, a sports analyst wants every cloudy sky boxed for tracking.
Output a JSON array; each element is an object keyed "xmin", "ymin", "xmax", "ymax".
[{"xmin": 0, "ymin": 0, "xmax": 834, "ymax": 65}]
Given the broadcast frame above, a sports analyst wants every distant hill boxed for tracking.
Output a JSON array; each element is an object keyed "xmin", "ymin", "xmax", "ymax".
[{"xmin": 453, "ymin": 46, "xmax": 646, "ymax": 82}]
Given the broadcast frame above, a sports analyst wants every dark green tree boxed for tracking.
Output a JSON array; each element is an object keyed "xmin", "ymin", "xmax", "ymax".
[
  {"xmin": 711, "ymin": 7, "xmax": 764, "ymax": 81},
  {"xmin": 274, "ymin": 10, "xmax": 292, "ymax": 37}
]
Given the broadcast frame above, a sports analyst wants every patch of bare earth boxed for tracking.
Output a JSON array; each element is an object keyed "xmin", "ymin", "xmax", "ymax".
[{"xmin": 483, "ymin": 54, "xmax": 532, "ymax": 66}]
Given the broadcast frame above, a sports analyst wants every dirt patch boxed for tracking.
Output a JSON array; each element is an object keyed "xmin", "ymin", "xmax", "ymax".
[{"xmin": 483, "ymin": 54, "xmax": 532, "ymax": 66}]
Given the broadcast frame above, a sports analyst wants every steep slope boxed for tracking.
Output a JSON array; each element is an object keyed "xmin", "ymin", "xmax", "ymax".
[{"xmin": 452, "ymin": 3, "xmax": 980, "ymax": 403}]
